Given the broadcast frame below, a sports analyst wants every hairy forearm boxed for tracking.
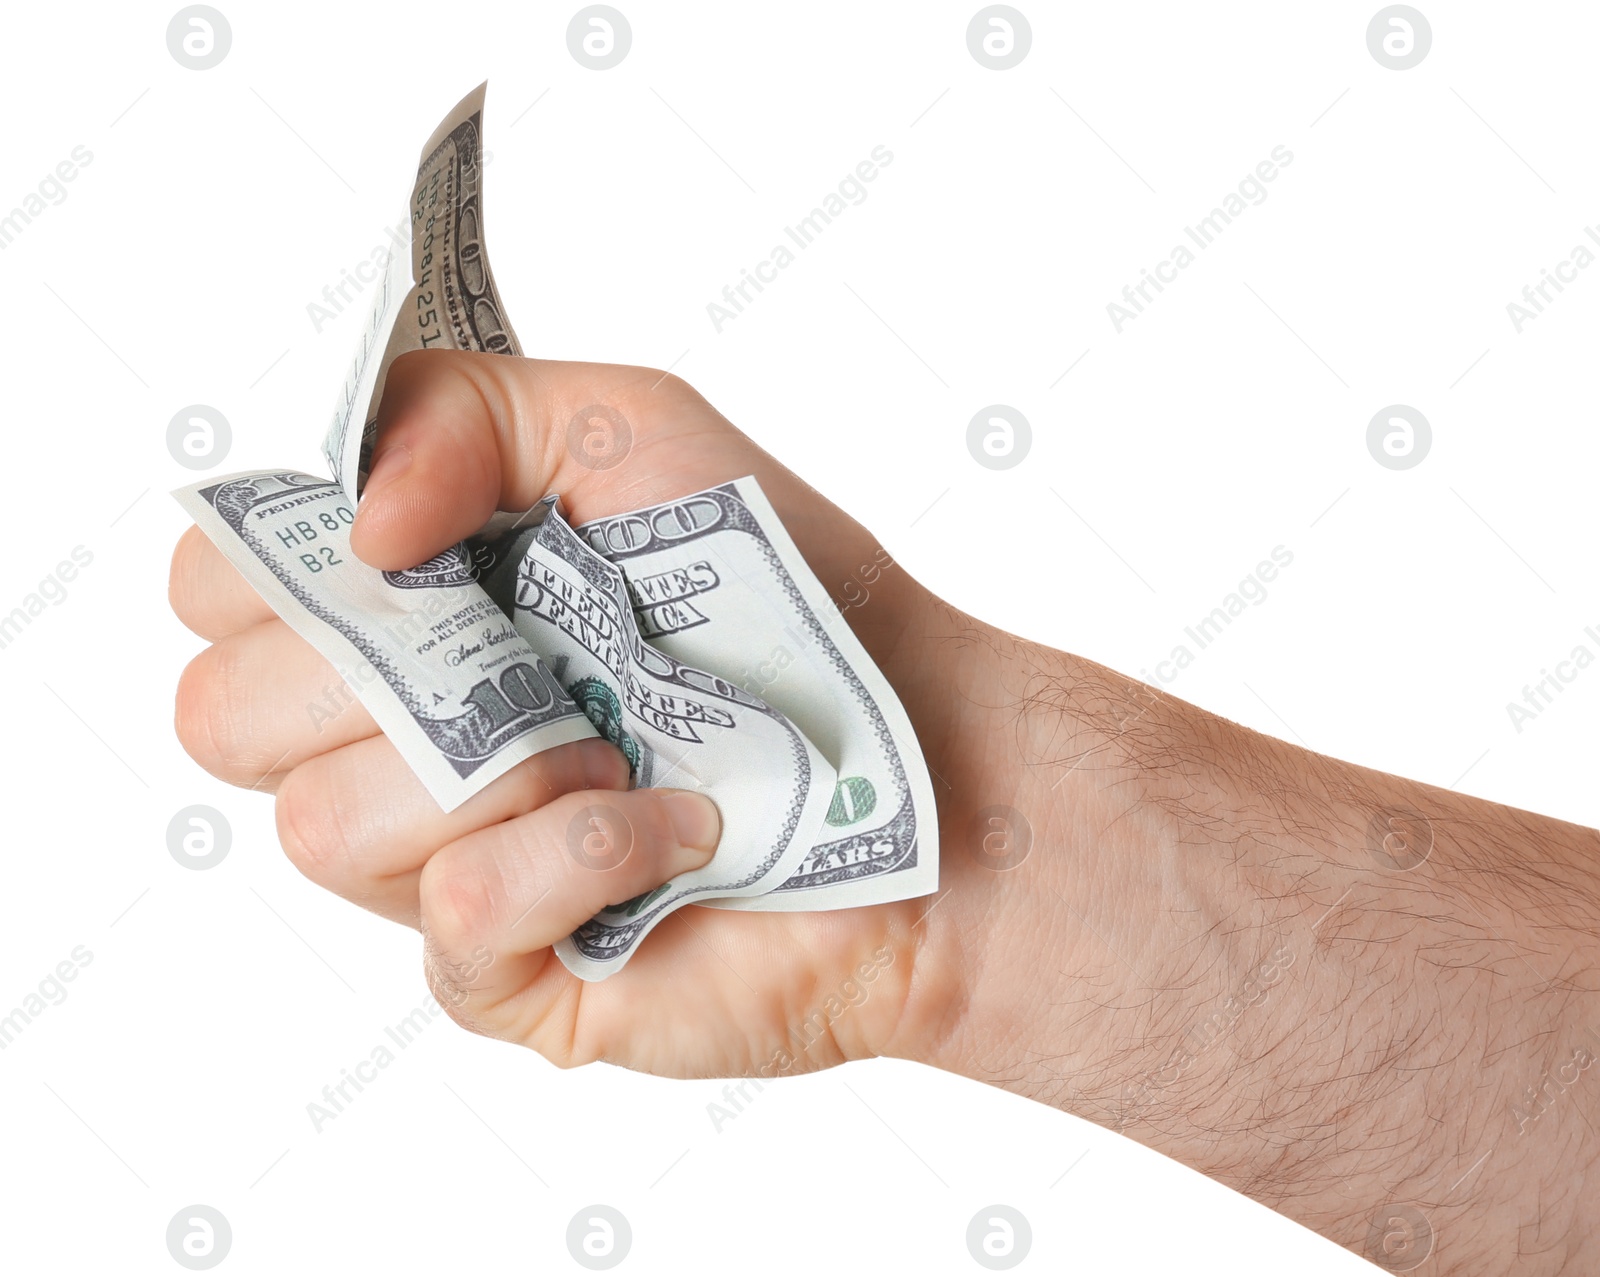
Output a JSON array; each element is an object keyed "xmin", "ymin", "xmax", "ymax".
[{"xmin": 900, "ymin": 612, "xmax": 1600, "ymax": 1274}]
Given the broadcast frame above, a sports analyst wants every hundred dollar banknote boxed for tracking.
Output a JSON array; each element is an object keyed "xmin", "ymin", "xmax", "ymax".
[
  {"xmin": 322, "ymin": 81, "xmax": 521, "ymax": 502},
  {"xmin": 173, "ymin": 82, "xmax": 938, "ymax": 978},
  {"xmin": 173, "ymin": 474, "xmax": 599, "ymax": 810},
  {"xmin": 475, "ymin": 498, "xmax": 839, "ymax": 978},
  {"xmin": 572, "ymin": 482, "xmax": 938, "ymax": 914}
]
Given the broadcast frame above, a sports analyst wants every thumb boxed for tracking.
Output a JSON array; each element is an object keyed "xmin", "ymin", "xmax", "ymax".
[{"xmin": 348, "ymin": 349, "xmax": 671, "ymax": 571}]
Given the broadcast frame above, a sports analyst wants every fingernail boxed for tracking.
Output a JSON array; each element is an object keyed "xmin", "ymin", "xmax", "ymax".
[
  {"xmin": 659, "ymin": 789, "xmax": 720, "ymax": 869},
  {"xmin": 364, "ymin": 444, "xmax": 412, "ymax": 496}
]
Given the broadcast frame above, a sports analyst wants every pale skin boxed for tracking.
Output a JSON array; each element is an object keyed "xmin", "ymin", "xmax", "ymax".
[{"xmin": 171, "ymin": 350, "xmax": 1600, "ymax": 1274}]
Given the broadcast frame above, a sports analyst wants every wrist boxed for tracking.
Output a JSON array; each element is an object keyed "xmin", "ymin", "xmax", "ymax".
[
  {"xmin": 877, "ymin": 609, "xmax": 1155, "ymax": 1080},
  {"xmin": 891, "ymin": 620, "xmax": 1600, "ymax": 1271}
]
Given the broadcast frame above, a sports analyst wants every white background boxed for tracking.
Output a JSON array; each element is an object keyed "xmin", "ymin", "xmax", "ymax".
[{"xmin": 1, "ymin": 0, "xmax": 1594, "ymax": 1272}]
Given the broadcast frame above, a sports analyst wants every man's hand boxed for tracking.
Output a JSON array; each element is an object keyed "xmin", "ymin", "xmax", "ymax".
[
  {"xmin": 172, "ymin": 348, "xmax": 1600, "ymax": 1271},
  {"xmin": 170, "ymin": 349, "xmax": 981, "ymax": 1079}
]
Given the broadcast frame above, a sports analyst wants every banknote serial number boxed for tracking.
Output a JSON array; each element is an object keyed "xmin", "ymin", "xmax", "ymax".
[{"xmin": 271, "ymin": 506, "xmax": 356, "ymax": 574}]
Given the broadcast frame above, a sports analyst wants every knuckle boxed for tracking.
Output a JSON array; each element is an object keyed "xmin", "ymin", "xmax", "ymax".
[
  {"xmin": 535, "ymin": 1035, "xmax": 585, "ymax": 1069},
  {"xmin": 655, "ymin": 370, "xmax": 693, "ymax": 398},
  {"xmin": 629, "ymin": 367, "xmax": 692, "ymax": 407},
  {"xmin": 420, "ymin": 846, "xmax": 502, "ymax": 952},
  {"xmin": 605, "ymin": 366, "xmax": 702, "ymax": 427},
  {"xmin": 168, "ymin": 528, "xmax": 207, "ymax": 632},
  {"xmin": 174, "ymin": 644, "xmax": 244, "ymax": 780},
  {"xmin": 274, "ymin": 761, "xmax": 348, "ymax": 882},
  {"xmin": 422, "ymin": 953, "xmax": 495, "ymax": 1038},
  {"xmin": 174, "ymin": 639, "xmax": 282, "ymax": 786}
]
